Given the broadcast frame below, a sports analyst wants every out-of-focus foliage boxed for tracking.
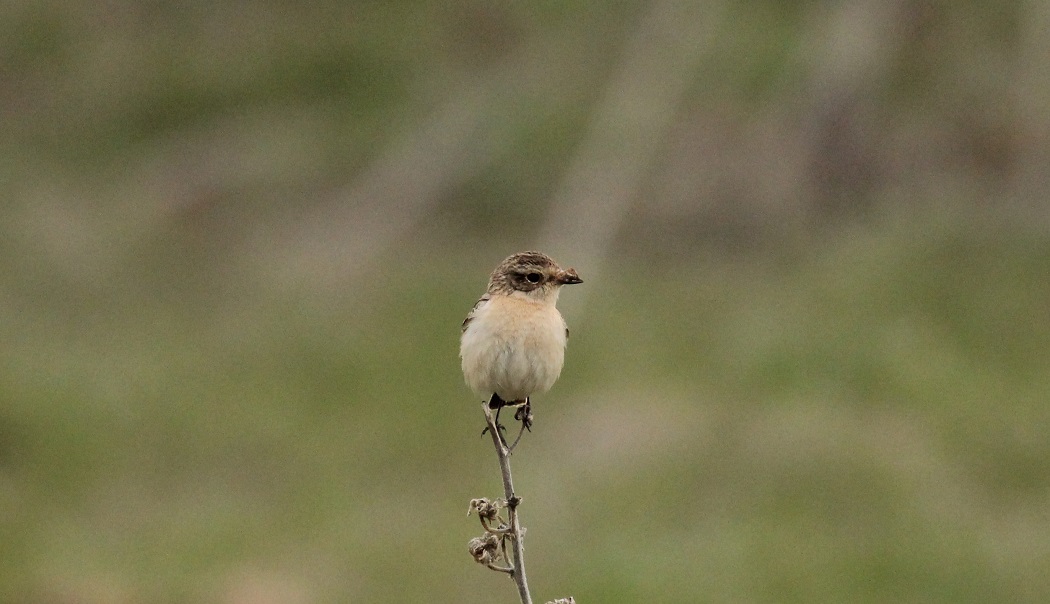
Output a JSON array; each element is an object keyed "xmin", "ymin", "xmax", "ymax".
[{"xmin": 3, "ymin": 1, "xmax": 1049, "ymax": 603}]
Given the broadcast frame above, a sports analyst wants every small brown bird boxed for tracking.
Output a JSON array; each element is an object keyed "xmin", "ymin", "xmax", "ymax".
[{"xmin": 460, "ymin": 252, "xmax": 582, "ymax": 427}]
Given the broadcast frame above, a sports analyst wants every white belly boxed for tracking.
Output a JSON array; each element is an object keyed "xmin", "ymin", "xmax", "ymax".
[{"xmin": 460, "ymin": 297, "xmax": 568, "ymax": 402}]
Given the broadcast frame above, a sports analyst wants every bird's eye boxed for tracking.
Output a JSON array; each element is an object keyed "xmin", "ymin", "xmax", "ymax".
[{"xmin": 525, "ymin": 272, "xmax": 542, "ymax": 284}]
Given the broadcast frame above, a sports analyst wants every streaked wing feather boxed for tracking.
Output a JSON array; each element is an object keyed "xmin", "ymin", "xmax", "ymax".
[{"xmin": 461, "ymin": 295, "xmax": 490, "ymax": 332}]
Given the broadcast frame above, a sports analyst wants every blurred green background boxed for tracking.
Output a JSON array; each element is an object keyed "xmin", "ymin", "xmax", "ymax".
[{"xmin": 3, "ymin": 1, "xmax": 1050, "ymax": 602}]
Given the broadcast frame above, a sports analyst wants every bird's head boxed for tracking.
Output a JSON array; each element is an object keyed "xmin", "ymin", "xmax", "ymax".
[{"xmin": 487, "ymin": 251, "xmax": 582, "ymax": 302}]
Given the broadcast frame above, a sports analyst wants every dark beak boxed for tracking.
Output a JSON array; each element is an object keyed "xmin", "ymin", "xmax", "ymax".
[{"xmin": 557, "ymin": 268, "xmax": 582, "ymax": 285}]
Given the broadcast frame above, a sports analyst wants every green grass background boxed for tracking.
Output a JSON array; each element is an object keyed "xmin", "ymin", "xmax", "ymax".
[{"xmin": 3, "ymin": 1, "xmax": 1049, "ymax": 602}]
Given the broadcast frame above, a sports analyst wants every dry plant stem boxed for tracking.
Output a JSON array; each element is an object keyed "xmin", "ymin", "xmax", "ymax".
[
  {"xmin": 488, "ymin": 561, "xmax": 514, "ymax": 575},
  {"xmin": 507, "ymin": 418, "xmax": 528, "ymax": 453},
  {"xmin": 483, "ymin": 404, "xmax": 533, "ymax": 604}
]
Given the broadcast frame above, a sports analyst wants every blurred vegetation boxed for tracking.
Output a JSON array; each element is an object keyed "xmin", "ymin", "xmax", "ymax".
[{"xmin": 2, "ymin": 1, "xmax": 1050, "ymax": 603}]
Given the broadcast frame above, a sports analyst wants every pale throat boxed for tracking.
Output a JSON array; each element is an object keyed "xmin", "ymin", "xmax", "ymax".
[{"xmin": 508, "ymin": 287, "xmax": 561, "ymax": 306}]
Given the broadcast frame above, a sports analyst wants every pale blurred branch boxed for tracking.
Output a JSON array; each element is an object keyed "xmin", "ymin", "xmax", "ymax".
[
  {"xmin": 539, "ymin": 0, "xmax": 723, "ymax": 318},
  {"xmin": 1010, "ymin": 0, "xmax": 1050, "ymax": 216}
]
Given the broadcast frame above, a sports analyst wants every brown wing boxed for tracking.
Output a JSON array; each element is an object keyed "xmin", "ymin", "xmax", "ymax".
[{"xmin": 461, "ymin": 295, "xmax": 490, "ymax": 332}]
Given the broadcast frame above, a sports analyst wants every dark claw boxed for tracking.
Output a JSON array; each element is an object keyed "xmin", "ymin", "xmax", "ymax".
[
  {"xmin": 494, "ymin": 408, "xmax": 506, "ymax": 439},
  {"xmin": 485, "ymin": 394, "xmax": 534, "ymax": 450},
  {"xmin": 514, "ymin": 400, "xmax": 533, "ymax": 432},
  {"xmin": 480, "ymin": 423, "xmax": 508, "ymax": 438}
]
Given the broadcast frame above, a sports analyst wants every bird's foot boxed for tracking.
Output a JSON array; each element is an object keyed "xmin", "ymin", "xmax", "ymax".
[
  {"xmin": 483, "ymin": 394, "xmax": 533, "ymax": 452},
  {"xmin": 506, "ymin": 398, "xmax": 532, "ymax": 453},
  {"xmin": 513, "ymin": 399, "xmax": 533, "ymax": 432},
  {"xmin": 481, "ymin": 393, "xmax": 512, "ymax": 445},
  {"xmin": 480, "ymin": 422, "xmax": 508, "ymax": 438}
]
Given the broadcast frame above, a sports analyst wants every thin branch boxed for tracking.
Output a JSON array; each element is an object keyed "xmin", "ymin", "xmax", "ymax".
[
  {"xmin": 487, "ymin": 562, "xmax": 515, "ymax": 575},
  {"xmin": 482, "ymin": 403, "xmax": 533, "ymax": 604},
  {"xmin": 506, "ymin": 415, "xmax": 529, "ymax": 453}
]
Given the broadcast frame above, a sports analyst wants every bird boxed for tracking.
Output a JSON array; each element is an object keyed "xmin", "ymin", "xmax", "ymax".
[{"xmin": 460, "ymin": 251, "xmax": 582, "ymax": 438}]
